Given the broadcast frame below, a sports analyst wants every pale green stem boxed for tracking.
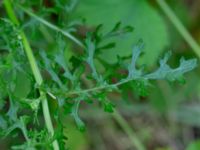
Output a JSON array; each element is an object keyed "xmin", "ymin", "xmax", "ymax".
[
  {"xmin": 156, "ymin": 0, "xmax": 200, "ymax": 58},
  {"xmin": 14, "ymin": 7, "xmax": 146, "ymax": 150},
  {"xmin": 3, "ymin": 0, "xmax": 59, "ymax": 149},
  {"xmin": 17, "ymin": 4, "xmax": 85, "ymax": 49},
  {"xmin": 113, "ymin": 110, "xmax": 146, "ymax": 150},
  {"xmin": 82, "ymin": 77, "xmax": 145, "ymax": 150}
]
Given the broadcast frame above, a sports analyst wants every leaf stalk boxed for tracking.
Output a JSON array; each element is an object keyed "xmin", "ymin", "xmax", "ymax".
[{"xmin": 3, "ymin": 0, "xmax": 60, "ymax": 149}]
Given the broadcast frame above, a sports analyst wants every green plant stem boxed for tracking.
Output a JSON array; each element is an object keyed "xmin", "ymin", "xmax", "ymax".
[
  {"xmin": 81, "ymin": 76, "xmax": 145, "ymax": 150},
  {"xmin": 15, "ymin": 4, "xmax": 144, "ymax": 150},
  {"xmin": 156, "ymin": 0, "xmax": 200, "ymax": 58},
  {"xmin": 65, "ymin": 79, "xmax": 129, "ymax": 96},
  {"xmin": 3, "ymin": 0, "xmax": 59, "ymax": 150},
  {"xmin": 17, "ymin": 4, "xmax": 85, "ymax": 49},
  {"xmin": 112, "ymin": 110, "xmax": 146, "ymax": 150}
]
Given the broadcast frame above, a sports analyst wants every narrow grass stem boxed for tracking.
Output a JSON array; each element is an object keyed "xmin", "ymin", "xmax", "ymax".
[
  {"xmin": 156, "ymin": 0, "xmax": 200, "ymax": 58},
  {"xmin": 4, "ymin": 0, "xmax": 59, "ymax": 149},
  {"xmin": 17, "ymin": 4, "xmax": 85, "ymax": 49},
  {"xmin": 8, "ymin": 4, "xmax": 145, "ymax": 150},
  {"xmin": 81, "ymin": 77, "xmax": 145, "ymax": 150},
  {"xmin": 113, "ymin": 110, "xmax": 146, "ymax": 150}
]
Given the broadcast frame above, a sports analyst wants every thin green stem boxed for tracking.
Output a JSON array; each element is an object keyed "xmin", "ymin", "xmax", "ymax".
[
  {"xmin": 81, "ymin": 76, "xmax": 145, "ymax": 150},
  {"xmin": 12, "ymin": 4, "xmax": 146, "ymax": 150},
  {"xmin": 156, "ymin": 0, "xmax": 200, "ymax": 59},
  {"xmin": 66, "ymin": 79, "xmax": 129, "ymax": 96},
  {"xmin": 112, "ymin": 110, "xmax": 146, "ymax": 150},
  {"xmin": 17, "ymin": 4, "xmax": 85, "ymax": 49},
  {"xmin": 4, "ymin": 0, "xmax": 59, "ymax": 149}
]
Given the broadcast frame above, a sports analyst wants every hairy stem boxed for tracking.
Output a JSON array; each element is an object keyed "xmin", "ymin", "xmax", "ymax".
[
  {"xmin": 4, "ymin": 0, "xmax": 59, "ymax": 149},
  {"xmin": 156, "ymin": 0, "xmax": 200, "ymax": 58}
]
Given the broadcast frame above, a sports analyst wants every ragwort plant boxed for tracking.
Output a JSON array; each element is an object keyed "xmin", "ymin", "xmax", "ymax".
[{"xmin": 0, "ymin": 0, "xmax": 197, "ymax": 149}]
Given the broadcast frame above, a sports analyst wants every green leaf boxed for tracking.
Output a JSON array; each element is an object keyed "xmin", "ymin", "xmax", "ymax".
[
  {"xmin": 84, "ymin": 33, "xmax": 104, "ymax": 84},
  {"xmin": 73, "ymin": 0, "xmax": 169, "ymax": 65},
  {"xmin": 125, "ymin": 42, "xmax": 197, "ymax": 83},
  {"xmin": 71, "ymin": 99, "xmax": 86, "ymax": 132},
  {"xmin": 64, "ymin": 122, "xmax": 88, "ymax": 150},
  {"xmin": 13, "ymin": 71, "xmax": 31, "ymax": 98},
  {"xmin": 103, "ymin": 101, "xmax": 115, "ymax": 113},
  {"xmin": 145, "ymin": 52, "xmax": 197, "ymax": 81},
  {"xmin": 39, "ymin": 50, "xmax": 64, "ymax": 88},
  {"xmin": 55, "ymin": 33, "xmax": 73, "ymax": 81},
  {"xmin": 0, "ymin": 116, "xmax": 7, "ymax": 130},
  {"xmin": 186, "ymin": 140, "xmax": 200, "ymax": 150},
  {"xmin": 128, "ymin": 42, "xmax": 144, "ymax": 79},
  {"xmin": 130, "ymin": 80, "xmax": 149, "ymax": 97}
]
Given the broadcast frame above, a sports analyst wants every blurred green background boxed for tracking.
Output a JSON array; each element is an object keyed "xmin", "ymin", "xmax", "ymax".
[{"xmin": 1, "ymin": 0, "xmax": 200, "ymax": 150}]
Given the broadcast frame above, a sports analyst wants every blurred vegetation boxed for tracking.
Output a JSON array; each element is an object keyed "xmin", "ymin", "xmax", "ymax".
[{"xmin": 0, "ymin": 0, "xmax": 200, "ymax": 150}]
